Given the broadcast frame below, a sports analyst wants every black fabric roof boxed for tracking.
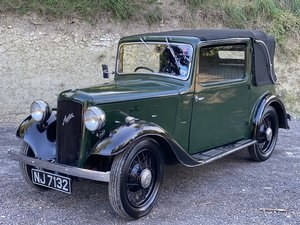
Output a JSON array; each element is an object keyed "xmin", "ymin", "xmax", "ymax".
[
  {"xmin": 125, "ymin": 29, "xmax": 276, "ymax": 86},
  {"xmin": 136, "ymin": 29, "xmax": 268, "ymax": 41}
]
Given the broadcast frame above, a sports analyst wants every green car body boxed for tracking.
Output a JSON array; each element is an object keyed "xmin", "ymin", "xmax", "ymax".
[{"xmin": 10, "ymin": 29, "xmax": 289, "ymax": 219}]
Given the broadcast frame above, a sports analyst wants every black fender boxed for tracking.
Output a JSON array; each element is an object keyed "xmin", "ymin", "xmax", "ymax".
[
  {"xmin": 89, "ymin": 121, "xmax": 200, "ymax": 167},
  {"xmin": 253, "ymin": 94, "xmax": 289, "ymax": 137},
  {"xmin": 16, "ymin": 111, "xmax": 57, "ymax": 160}
]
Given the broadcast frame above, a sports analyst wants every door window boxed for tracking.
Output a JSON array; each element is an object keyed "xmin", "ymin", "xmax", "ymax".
[{"xmin": 198, "ymin": 44, "xmax": 246, "ymax": 84}]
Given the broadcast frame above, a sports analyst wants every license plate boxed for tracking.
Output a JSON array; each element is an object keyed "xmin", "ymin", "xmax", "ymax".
[{"xmin": 31, "ymin": 169, "xmax": 71, "ymax": 194}]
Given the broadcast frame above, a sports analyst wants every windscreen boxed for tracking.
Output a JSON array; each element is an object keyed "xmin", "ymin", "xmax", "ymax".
[{"xmin": 118, "ymin": 42, "xmax": 193, "ymax": 79}]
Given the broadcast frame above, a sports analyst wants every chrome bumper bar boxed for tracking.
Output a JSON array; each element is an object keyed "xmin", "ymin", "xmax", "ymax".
[{"xmin": 8, "ymin": 150, "xmax": 110, "ymax": 182}]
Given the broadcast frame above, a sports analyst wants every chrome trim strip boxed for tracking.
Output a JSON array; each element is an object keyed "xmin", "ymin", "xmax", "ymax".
[{"xmin": 8, "ymin": 150, "xmax": 110, "ymax": 182}]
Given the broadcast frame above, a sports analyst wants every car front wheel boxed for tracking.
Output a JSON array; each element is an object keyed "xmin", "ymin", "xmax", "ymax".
[
  {"xmin": 248, "ymin": 106, "xmax": 279, "ymax": 161},
  {"xmin": 108, "ymin": 138, "xmax": 164, "ymax": 219}
]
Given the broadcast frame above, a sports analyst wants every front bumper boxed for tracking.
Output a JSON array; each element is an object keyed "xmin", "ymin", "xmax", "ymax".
[{"xmin": 8, "ymin": 150, "xmax": 110, "ymax": 182}]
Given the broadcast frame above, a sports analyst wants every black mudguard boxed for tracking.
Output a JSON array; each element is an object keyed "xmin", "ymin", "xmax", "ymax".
[
  {"xmin": 16, "ymin": 112, "xmax": 57, "ymax": 160},
  {"xmin": 89, "ymin": 121, "xmax": 199, "ymax": 167},
  {"xmin": 253, "ymin": 94, "xmax": 289, "ymax": 134}
]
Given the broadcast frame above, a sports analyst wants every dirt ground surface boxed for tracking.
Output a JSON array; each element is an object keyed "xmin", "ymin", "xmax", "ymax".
[
  {"xmin": 0, "ymin": 13, "xmax": 299, "ymax": 123},
  {"xmin": 0, "ymin": 120, "xmax": 299, "ymax": 225}
]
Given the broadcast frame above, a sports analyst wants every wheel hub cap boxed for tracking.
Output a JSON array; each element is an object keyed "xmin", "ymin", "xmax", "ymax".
[
  {"xmin": 140, "ymin": 168, "xmax": 152, "ymax": 189},
  {"xmin": 265, "ymin": 127, "xmax": 273, "ymax": 141}
]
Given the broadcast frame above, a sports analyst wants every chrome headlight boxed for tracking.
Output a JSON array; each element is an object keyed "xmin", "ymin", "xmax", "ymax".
[
  {"xmin": 84, "ymin": 106, "xmax": 106, "ymax": 131},
  {"xmin": 30, "ymin": 100, "xmax": 51, "ymax": 123}
]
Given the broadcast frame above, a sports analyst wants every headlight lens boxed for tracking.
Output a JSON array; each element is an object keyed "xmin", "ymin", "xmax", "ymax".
[
  {"xmin": 84, "ymin": 106, "xmax": 106, "ymax": 131},
  {"xmin": 30, "ymin": 100, "xmax": 51, "ymax": 122}
]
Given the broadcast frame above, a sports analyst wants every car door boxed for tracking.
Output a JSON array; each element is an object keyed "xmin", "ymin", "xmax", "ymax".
[{"xmin": 189, "ymin": 41, "xmax": 251, "ymax": 154}]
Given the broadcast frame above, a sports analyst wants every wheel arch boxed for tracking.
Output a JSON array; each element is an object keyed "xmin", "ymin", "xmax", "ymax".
[
  {"xmin": 88, "ymin": 121, "xmax": 197, "ymax": 167},
  {"xmin": 269, "ymin": 100, "xmax": 289, "ymax": 129},
  {"xmin": 83, "ymin": 134, "xmax": 178, "ymax": 174},
  {"xmin": 144, "ymin": 135, "xmax": 179, "ymax": 165},
  {"xmin": 16, "ymin": 112, "xmax": 57, "ymax": 160},
  {"xmin": 253, "ymin": 94, "xmax": 289, "ymax": 137}
]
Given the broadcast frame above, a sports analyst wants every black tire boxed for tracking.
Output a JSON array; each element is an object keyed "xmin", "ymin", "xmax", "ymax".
[
  {"xmin": 248, "ymin": 106, "xmax": 279, "ymax": 161},
  {"xmin": 108, "ymin": 138, "xmax": 164, "ymax": 219},
  {"xmin": 19, "ymin": 142, "xmax": 49, "ymax": 191}
]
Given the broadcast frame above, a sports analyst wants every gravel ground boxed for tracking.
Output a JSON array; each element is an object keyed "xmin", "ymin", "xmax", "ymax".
[{"xmin": 0, "ymin": 121, "xmax": 299, "ymax": 225}]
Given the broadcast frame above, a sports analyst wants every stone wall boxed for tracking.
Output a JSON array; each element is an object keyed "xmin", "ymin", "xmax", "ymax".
[
  {"xmin": 0, "ymin": 14, "xmax": 299, "ymax": 122},
  {"xmin": 0, "ymin": 15, "xmax": 119, "ymax": 122}
]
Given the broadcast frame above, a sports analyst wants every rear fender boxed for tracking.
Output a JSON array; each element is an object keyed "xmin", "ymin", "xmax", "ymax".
[
  {"xmin": 16, "ymin": 111, "xmax": 57, "ymax": 160},
  {"xmin": 253, "ymin": 95, "xmax": 289, "ymax": 136}
]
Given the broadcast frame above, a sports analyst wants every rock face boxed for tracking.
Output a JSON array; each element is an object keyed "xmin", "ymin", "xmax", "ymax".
[
  {"xmin": 0, "ymin": 15, "xmax": 119, "ymax": 122},
  {"xmin": 0, "ymin": 14, "xmax": 299, "ymax": 122}
]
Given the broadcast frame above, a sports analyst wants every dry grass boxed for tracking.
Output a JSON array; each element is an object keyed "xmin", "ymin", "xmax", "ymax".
[{"xmin": 180, "ymin": 0, "xmax": 300, "ymax": 55}]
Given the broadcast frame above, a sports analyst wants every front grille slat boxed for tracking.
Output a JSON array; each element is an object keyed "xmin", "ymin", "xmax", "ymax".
[{"xmin": 56, "ymin": 100, "xmax": 83, "ymax": 165}]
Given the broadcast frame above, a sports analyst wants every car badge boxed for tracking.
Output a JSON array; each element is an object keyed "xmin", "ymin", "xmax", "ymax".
[
  {"xmin": 62, "ymin": 113, "xmax": 75, "ymax": 126},
  {"xmin": 63, "ymin": 89, "xmax": 77, "ymax": 98}
]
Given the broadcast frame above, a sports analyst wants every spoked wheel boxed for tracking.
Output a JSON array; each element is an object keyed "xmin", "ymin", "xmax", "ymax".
[
  {"xmin": 109, "ymin": 138, "xmax": 164, "ymax": 219},
  {"xmin": 19, "ymin": 142, "xmax": 49, "ymax": 191},
  {"xmin": 248, "ymin": 106, "xmax": 279, "ymax": 161}
]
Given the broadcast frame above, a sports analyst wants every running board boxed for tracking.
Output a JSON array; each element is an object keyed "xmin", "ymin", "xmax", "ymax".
[{"xmin": 191, "ymin": 139, "xmax": 257, "ymax": 166}]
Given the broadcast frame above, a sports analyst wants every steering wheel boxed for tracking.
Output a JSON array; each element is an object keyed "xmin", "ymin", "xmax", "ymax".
[{"xmin": 134, "ymin": 66, "xmax": 154, "ymax": 72}]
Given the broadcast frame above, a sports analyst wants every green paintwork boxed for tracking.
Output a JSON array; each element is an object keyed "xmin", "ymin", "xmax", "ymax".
[
  {"xmin": 190, "ymin": 80, "xmax": 250, "ymax": 153},
  {"xmin": 59, "ymin": 75, "xmax": 192, "ymax": 161},
  {"xmin": 189, "ymin": 39, "xmax": 253, "ymax": 153},
  {"xmin": 54, "ymin": 34, "xmax": 281, "ymax": 167},
  {"xmin": 13, "ymin": 30, "xmax": 290, "ymax": 175}
]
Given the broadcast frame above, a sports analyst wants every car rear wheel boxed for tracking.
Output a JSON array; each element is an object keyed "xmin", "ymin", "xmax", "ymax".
[
  {"xmin": 19, "ymin": 142, "xmax": 49, "ymax": 191},
  {"xmin": 248, "ymin": 106, "xmax": 279, "ymax": 161},
  {"xmin": 108, "ymin": 138, "xmax": 164, "ymax": 219}
]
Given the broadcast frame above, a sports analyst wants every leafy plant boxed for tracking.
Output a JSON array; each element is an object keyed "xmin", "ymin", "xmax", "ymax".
[
  {"xmin": 181, "ymin": 0, "xmax": 300, "ymax": 53},
  {"xmin": 101, "ymin": 0, "xmax": 138, "ymax": 20}
]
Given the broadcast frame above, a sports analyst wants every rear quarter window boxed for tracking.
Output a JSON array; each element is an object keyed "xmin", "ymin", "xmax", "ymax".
[{"xmin": 198, "ymin": 44, "xmax": 246, "ymax": 84}]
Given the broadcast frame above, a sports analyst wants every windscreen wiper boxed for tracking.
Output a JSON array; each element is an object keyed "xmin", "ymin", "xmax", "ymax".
[
  {"xmin": 165, "ymin": 38, "xmax": 181, "ymax": 69},
  {"xmin": 140, "ymin": 37, "xmax": 152, "ymax": 52}
]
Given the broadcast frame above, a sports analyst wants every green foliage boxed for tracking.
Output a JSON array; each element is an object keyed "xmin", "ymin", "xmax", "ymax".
[
  {"xmin": 182, "ymin": 0, "xmax": 207, "ymax": 8},
  {"xmin": 0, "ymin": 0, "xmax": 299, "ymax": 52},
  {"xmin": 277, "ymin": 0, "xmax": 300, "ymax": 15},
  {"xmin": 101, "ymin": 0, "xmax": 138, "ymax": 20},
  {"xmin": 0, "ymin": 0, "xmax": 138, "ymax": 20},
  {"xmin": 268, "ymin": 11, "xmax": 300, "ymax": 50},
  {"xmin": 181, "ymin": 0, "xmax": 300, "ymax": 52},
  {"xmin": 223, "ymin": 4, "xmax": 247, "ymax": 28},
  {"xmin": 144, "ymin": 6, "xmax": 163, "ymax": 25},
  {"xmin": 253, "ymin": 0, "xmax": 279, "ymax": 18}
]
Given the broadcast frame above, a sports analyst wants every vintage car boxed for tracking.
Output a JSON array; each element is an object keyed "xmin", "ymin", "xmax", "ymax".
[{"xmin": 9, "ymin": 29, "xmax": 290, "ymax": 219}]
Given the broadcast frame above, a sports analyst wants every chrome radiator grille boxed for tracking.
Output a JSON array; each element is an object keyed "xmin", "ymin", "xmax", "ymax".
[{"xmin": 56, "ymin": 100, "xmax": 83, "ymax": 165}]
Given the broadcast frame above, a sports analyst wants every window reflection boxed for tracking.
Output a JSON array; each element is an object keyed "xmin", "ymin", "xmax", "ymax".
[{"xmin": 118, "ymin": 43, "xmax": 193, "ymax": 79}]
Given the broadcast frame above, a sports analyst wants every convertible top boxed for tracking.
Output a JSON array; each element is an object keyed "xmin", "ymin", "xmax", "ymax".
[
  {"xmin": 135, "ymin": 29, "xmax": 269, "ymax": 41},
  {"xmin": 131, "ymin": 29, "xmax": 276, "ymax": 86}
]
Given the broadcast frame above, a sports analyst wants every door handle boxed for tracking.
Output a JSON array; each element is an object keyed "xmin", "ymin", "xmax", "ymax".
[{"xmin": 194, "ymin": 96, "xmax": 204, "ymax": 102}]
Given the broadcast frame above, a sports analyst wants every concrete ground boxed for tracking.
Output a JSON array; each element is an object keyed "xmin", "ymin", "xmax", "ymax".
[{"xmin": 0, "ymin": 121, "xmax": 299, "ymax": 225}]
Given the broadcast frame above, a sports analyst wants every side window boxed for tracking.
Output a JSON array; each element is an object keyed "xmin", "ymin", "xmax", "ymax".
[{"xmin": 199, "ymin": 44, "xmax": 246, "ymax": 84}]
